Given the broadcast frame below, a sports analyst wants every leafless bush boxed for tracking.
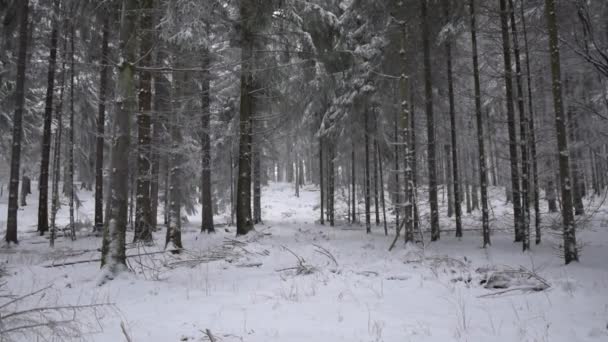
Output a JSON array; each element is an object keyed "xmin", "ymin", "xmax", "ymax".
[{"xmin": 0, "ymin": 284, "xmax": 114, "ymax": 341}]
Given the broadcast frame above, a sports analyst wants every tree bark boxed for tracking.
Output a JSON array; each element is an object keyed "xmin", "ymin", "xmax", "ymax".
[
  {"xmin": 5, "ymin": 0, "xmax": 29, "ymax": 244},
  {"xmin": 236, "ymin": 1, "xmax": 255, "ymax": 235},
  {"xmin": 544, "ymin": 0, "xmax": 578, "ymax": 264},
  {"xmin": 508, "ymin": 0, "xmax": 531, "ymax": 250},
  {"xmin": 470, "ymin": 0, "xmax": 491, "ymax": 246},
  {"xmin": 201, "ymin": 46, "xmax": 215, "ymax": 232},
  {"xmin": 134, "ymin": 0, "xmax": 154, "ymax": 243},
  {"xmin": 67, "ymin": 22, "xmax": 76, "ymax": 240},
  {"xmin": 38, "ymin": 0, "xmax": 60, "ymax": 236},
  {"xmin": 94, "ymin": 13, "xmax": 109, "ymax": 234},
  {"xmin": 519, "ymin": 0, "xmax": 541, "ymax": 244},
  {"xmin": 421, "ymin": 0, "xmax": 440, "ymax": 241},
  {"xmin": 101, "ymin": 0, "xmax": 138, "ymax": 273},
  {"xmin": 499, "ymin": 0, "xmax": 523, "ymax": 242},
  {"xmin": 364, "ymin": 106, "xmax": 371, "ymax": 233}
]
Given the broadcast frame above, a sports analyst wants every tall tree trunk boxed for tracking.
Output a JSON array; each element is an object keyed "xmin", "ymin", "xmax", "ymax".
[
  {"xmin": 100, "ymin": 0, "xmax": 137, "ymax": 274},
  {"xmin": 201, "ymin": 46, "xmax": 215, "ymax": 232},
  {"xmin": 134, "ymin": 0, "xmax": 154, "ymax": 243},
  {"xmin": 50, "ymin": 27, "xmax": 68, "ymax": 247},
  {"xmin": 410, "ymin": 84, "xmax": 420, "ymax": 234},
  {"xmin": 364, "ymin": 106, "xmax": 371, "ymax": 233},
  {"xmin": 67, "ymin": 20, "xmax": 75, "ymax": 240},
  {"xmin": 393, "ymin": 95, "xmax": 400, "ymax": 233},
  {"xmin": 508, "ymin": 0, "xmax": 530, "ymax": 250},
  {"xmin": 421, "ymin": 0, "xmax": 440, "ymax": 241},
  {"xmin": 519, "ymin": 0, "xmax": 541, "ymax": 244},
  {"xmin": 378, "ymin": 142, "xmax": 388, "ymax": 235},
  {"xmin": 150, "ymin": 51, "xmax": 168, "ymax": 231},
  {"xmin": 398, "ymin": 26, "xmax": 414, "ymax": 244},
  {"xmin": 544, "ymin": 0, "xmax": 578, "ymax": 264},
  {"xmin": 470, "ymin": 0, "xmax": 490, "ymax": 246},
  {"xmin": 94, "ymin": 13, "xmax": 109, "ymax": 234},
  {"xmin": 373, "ymin": 114, "xmax": 380, "ymax": 226},
  {"xmin": 319, "ymin": 132, "xmax": 324, "ymax": 225},
  {"xmin": 351, "ymin": 121, "xmax": 356, "ymax": 223},
  {"xmin": 5, "ymin": 0, "xmax": 29, "ymax": 244},
  {"xmin": 38, "ymin": 0, "xmax": 60, "ymax": 236},
  {"xmin": 445, "ymin": 144, "xmax": 453, "ymax": 218},
  {"xmin": 499, "ymin": 0, "xmax": 523, "ymax": 242},
  {"xmin": 328, "ymin": 144, "xmax": 335, "ymax": 226},
  {"xmin": 253, "ymin": 126, "xmax": 262, "ymax": 222},
  {"xmin": 565, "ymin": 77, "xmax": 585, "ymax": 216},
  {"xmin": 236, "ymin": 2, "xmax": 255, "ymax": 235},
  {"xmin": 165, "ymin": 86, "xmax": 184, "ymax": 250}
]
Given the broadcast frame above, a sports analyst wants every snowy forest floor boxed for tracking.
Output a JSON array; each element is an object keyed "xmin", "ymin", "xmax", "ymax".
[{"xmin": 1, "ymin": 182, "xmax": 608, "ymax": 341}]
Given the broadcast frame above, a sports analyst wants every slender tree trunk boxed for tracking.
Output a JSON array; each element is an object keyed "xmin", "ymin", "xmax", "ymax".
[
  {"xmin": 319, "ymin": 133, "xmax": 324, "ymax": 225},
  {"xmin": 520, "ymin": 0, "xmax": 541, "ymax": 244},
  {"xmin": 328, "ymin": 143, "xmax": 335, "ymax": 226},
  {"xmin": 364, "ymin": 106, "xmax": 371, "ymax": 233},
  {"xmin": 351, "ymin": 122, "xmax": 356, "ymax": 224},
  {"xmin": 499, "ymin": 0, "xmax": 523, "ymax": 242},
  {"xmin": 565, "ymin": 77, "xmax": 585, "ymax": 216},
  {"xmin": 94, "ymin": 14, "xmax": 109, "ymax": 234},
  {"xmin": 421, "ymin": 0, "xmax": 440, "ymax": 241},
  {"xmin": 201, "ymin": 46, "xmax": 215, "ymax": 232},
  {"xmin": 544, "ymin": 0, "xmax": 578, "ymax": 264},
  {"xmin": 236, "ymin": 4, "xmax": 255, "ymax": 235},
  {"xmin": 445, "ymin": 144, "xmax": 453, "ymax": 218},
  {"xmin": 100, "ymin": 0, "xmax": 137, "ymax": 273},
  {"xmin": 373, "ymin": 115, "xmax": 380, "ymax": 226},
  {"xmin": 409, "ymin": 84, "xmax": 420, "ymax": 234},
  {"xmin": 378, "ymin": 142, "xmax": 388, "ymax": 235},
  {"xmin": 508, "ymin": 0, "xmax": 530, "ymax": 250},
  {"xmin": 50, "ymin": 28, "xmax": 68, "ymax": 248},
  {"xmin": 393, "ymin": 97, "xmax": 400, "ymax": 233},
  {"xmin": 150, "ymin": 47, "xmax": 169, "ymax": 231},
  {"xmin": 253, "ymin": 129, "xmax": 262, "ymax": 222},
  {"xmin": 5, "ymin": 0, "xmax": 29, "ymax": 244},
  {"xmin": 68, "ymin": 21, "xmax": 75, "ymax": 240},
  {"xmin": 134, "ymin": 0, "xmax": 154, "ymax": 243},
  {"xmin": 38, "ymin": 0, "xmax": 60, "ymax": 236},
  {"xmin": 470, "ymin": 0, "xmax": 490, "ymax": 246}
]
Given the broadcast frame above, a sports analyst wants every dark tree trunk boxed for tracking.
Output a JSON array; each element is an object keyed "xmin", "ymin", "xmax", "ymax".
[
  {"xmin": 236, "ymin": 3, "xmax": 255, "ymax": 235},
  {"xmin": 351, "ymin": 122, "xmax": 356, "ymax": 224},
  {"xmin": 37, "ymin": 0, "xmax": 60, "ymax": 236},
  {"xmin": 50, "ymin": 28, "xmax": 68, "ymax": 247},
  {"xmin": 499, "ymin": 0, "xmax": 523, "ymax": 242},
  {"xmin": 421, "ymin": 0, "xmax": 440, "ymax": 241},
  {"xmin": 319, "ymin": 133, "xmax": 324, "ymax": 225},
  {"xmin": 373, "ymin": 114, "xmax": 380, "ymax": 226},
  {"xmin": 470, "ymin": 0, "xmax": 490, "ymax": 246},
  {"xmin": 134, "ymin": 0, "xmax": 154, "ymax": 243},
  {"xmin": 328, "ymin": 143, "xmax": 335, "ymax": 226},
  {"xmin": 508, "ymin": 0, "xmax": 531, "ymax": 250},
  {"xmin": 94, "ymin": 13, "xmax": 109, "ymax": 234},
  {"xmin": 68, "ymin": 22, "xmax": 75, "ymax": 240},
  {"xmin": 378, "ymin": 142, "xmax": 388, "ymax": 235},
  {"xmin": 100, "ymin": 0, "xmax": 138, "ymax": 273},
  {"xmin": 253, "ymin": 127, "xmax": 262, "ymax": 223},
  {"xmin": 364, "ymin": 106, "xmax": 371, "ymax": 233},
  {"xmin": 565, "ymin": 77, "xmax": 585, "ymax": 216},
  {"xmin": 544, "ymin": 0, "xmax": 578, "ymax": 264},
  {"xmin": 519, "ymin": 0, "xmax": 541, "ymax": 244},
  {"xmin": 201, "ymin": 46, "xmax": 215, "ymax": 232},
  {"xmin": 5, "ymin": 0, "xmax": 29, "ymax": 244}
]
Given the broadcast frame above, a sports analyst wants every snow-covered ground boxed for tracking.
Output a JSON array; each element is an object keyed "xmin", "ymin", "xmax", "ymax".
[{"xmin": 1, "ymin": 182, "xmax": 608, "ymax": 341}]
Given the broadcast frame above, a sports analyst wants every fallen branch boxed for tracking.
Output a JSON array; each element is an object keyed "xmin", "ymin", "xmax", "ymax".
[
  {"xmin": 43, "ymin": 250, "xmax": 180, "ymax": 268},
  {"xmin": 204, "ymin": 328, "xmax": 217, "ymax": 342}
]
